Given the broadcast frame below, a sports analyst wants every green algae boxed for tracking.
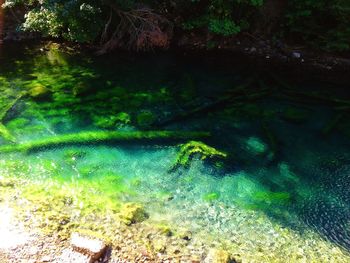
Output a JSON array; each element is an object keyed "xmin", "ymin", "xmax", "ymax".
[
  {"xmin": 203, "ymin": 192, "xmax": 220, "ymax": 202},
  {"xmin": 1, "ymin": 164, "xmax": 135, "ymax": 240},
  {"xmin": 252, "ymin": 191, "xmax": 291, "ymax": 204},
  {"xmin": 27, "ymin": 84, "xmax": 52, "ymax": 100},
  {"xmin": 115, "ymin": 112, "xmax": 131, "ymax": 125},
  {"xmin": 0, "ymin": 123, "xmax": 16, "ymax": 143},
  {"xmin": 136, "ymin": 111, "xmax": 156, "ymax": 127},
  {"xmin": 171, "ymin": 141, "xmax": 227, "ymax": 170},
  {"xmin": 245, "ymin": 137, "xmax": 267, "ymax": 155},
  {"xmin": 6, "ymin": 118, "xmax": 31, "ymax": 130},
  {"xmin": 118, "ymin": 202, "xmax": 149, "ymax": 225}
]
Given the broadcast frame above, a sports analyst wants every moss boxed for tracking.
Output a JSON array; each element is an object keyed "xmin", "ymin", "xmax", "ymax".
[
  {"xmin": 0, "ymin": 176, "xmax": 16, "ymax": 187},
  {"xmin": 6, "ymin": 118, "xmax": 30, "ymax": 130},
  {"xmin": 0, "ymin": 130, "xmax": 210, "ymax": 154},
  {"xmin": 118, "ymin": 202, "xmax": 149, "ymax": 225},
  {"xmin": 28, "ymin": 84, "xmax": 52, "ymax": 100},
  {"xmin": 203, "ymin": 192, "xmax": 220, "ymax": 202},
  {"xmin": 154, "ymin": 223, "xmax": 173, "ymax": 236},
  {"xmin": 11, "ymin": 173, "xmax": 128, "ymax": 240},
  {"xmin": 136, "ymin": 111, "xmax": 156, "ymax": 127},
  {"xmin": 73, "ymin": 82, "xmax": 91, "ymax": 96},
  {"xmin": 115, "ymin": 112, "xmax": 131, "ymax": 125},
  {"xmin": 172, "ymin": 141, "xmax": 227, "ymax": 169},
  {"xmin": 207, "ymin": 249, "xmax": 232, "ymax": 263},
  {"xmin": 253, "ymin": 191, "xmax": 291, "ymax": 204},
  {"xmin": 92, "ymin": 115, "xmax": 119, "ymax": 129},
  {"xmin": 245, "ymin": 137, "xmax": 267, "ymax": 155},
  {"xmin": 0, "ymin": 123, "xmax": 16, "ymax": 143},
  {"xmin": 63, "ymin": 149, "xmax": 87, "ymax": 160}
]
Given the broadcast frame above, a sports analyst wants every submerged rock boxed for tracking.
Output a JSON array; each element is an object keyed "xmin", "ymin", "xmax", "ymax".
[
  {"xmin": 118, "ymin": 203, "xmax": 149, "ymax": 225},
  {"xmin": 28, "ymin": 85, "xmax": 51, "ymax": 100},
  {"xmin": 0, "ymin": 177, "xmax": 15, "ymax": 187},
  {"xmin": 153, "ymin": 239, "xmax": 167, "ymax": 253},
  {"xmin": 205, "ymin": 249, "xmax": 233, "ymax": 263}
]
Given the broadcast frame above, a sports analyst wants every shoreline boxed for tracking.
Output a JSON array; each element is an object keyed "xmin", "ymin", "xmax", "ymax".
[{"xmin": 1, "ymin": 33, "xmax": 350, "ymax": 86}]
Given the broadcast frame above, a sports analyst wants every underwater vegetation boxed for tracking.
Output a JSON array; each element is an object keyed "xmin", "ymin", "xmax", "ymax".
[
  {"xmin": 0, "ymin": 43, "xmax": 350, "ymax": 261},
  {"xmin": 0, "ymin": 131, "xmax": 210, "ymax": 154},
  {"xmin": 170, "ymin": 141, "xmax": 227, "ymax": 171}
]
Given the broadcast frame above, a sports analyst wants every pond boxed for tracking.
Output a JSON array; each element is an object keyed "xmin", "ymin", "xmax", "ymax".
[{"xmin": 0, "ymin": 42, "xmax": 350, "ymax": 262}]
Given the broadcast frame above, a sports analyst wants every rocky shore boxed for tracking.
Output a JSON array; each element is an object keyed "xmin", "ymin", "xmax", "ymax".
[{"xmin": 0, "ymin": 176, "xmax": 237, "ymax": 263}]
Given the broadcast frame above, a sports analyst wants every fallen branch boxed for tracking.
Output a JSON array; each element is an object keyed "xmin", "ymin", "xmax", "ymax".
[
  {"xmin": 169, "ymin": 141, "xmax": 227, "ymax": 172},
  {"xmin": 0, "ymin": 92, "xmax": 27, "ymax": 143},
  {"xmin": 0, "ymin": 130, "xmax": 210, "ymax": 154},
  {"xmin": 268, "ymin": 72, "xmax": 350, "ymax": 106},
  {"xmin": 322, "ymin": 113, "xmax": 345, "ymax": 135},
  {"xmin": 0, "ymin": 123, "xmax": 16, "ymax": 143},
  {"xmin": 153, "ymin": 78, "xmax": 261, "ymax": 127},
  {"xmin": 0, "ymin": 91, "xmax": 27, "ymax": 122}
]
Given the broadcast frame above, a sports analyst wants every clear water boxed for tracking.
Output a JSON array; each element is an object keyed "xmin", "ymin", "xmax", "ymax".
[{"xmin": 1, "ymin": 42, "xmax": 350, "ymax": 261}]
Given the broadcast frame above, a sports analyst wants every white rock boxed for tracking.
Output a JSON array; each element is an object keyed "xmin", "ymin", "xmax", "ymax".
[
  {"xmin": 70, "ymin": 233, "xmax": 107, "ymax": 261},
  {"xmin": 291, "ymin": 52, "xmax": 301, "ymax": 58}
]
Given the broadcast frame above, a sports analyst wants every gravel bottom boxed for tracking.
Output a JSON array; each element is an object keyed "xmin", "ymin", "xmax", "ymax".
[{"xmin": 0, "ymin": 203, "xmax": 209, "ymax": 263}]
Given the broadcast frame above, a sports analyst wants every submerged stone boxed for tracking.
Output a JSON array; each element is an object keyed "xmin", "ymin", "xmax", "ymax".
[
  {"xmin": 28, "ymin": 85, "xmax": 51, "ymax": 100},
  {"xmin": 153, "ymin": 239, "xmax": 167, "ymax": 253},
  {"xmin": 118, "ymin": 203, "xmax": 149, "ymax": 225},
  {"xmin": 0, "ymin": 177, "xmax": 15, "ymax": 188},
  {"xmin": 205, "ymin": 249, "xmax": 232, "ymax": 263}
]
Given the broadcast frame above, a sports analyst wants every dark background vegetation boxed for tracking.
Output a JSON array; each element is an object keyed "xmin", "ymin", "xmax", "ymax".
[{"xmin": 2, "ymin": 0, "xmax": 350, "ymax": 53}]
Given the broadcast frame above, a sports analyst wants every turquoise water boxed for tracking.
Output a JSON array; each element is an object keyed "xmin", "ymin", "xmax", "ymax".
[{"xmin": 1, "ymin": 42, "xmax": 350, "ymax": 261}]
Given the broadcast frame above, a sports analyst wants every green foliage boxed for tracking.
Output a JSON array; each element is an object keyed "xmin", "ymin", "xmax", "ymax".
[
  {"xmin": 285, "ymin": 0, "xmax": 350, "ymax": 51},
  {"xmin": 5, "ymin": 0, "xmax": 104, "ymax": 42},
  {"xmin": 182, "ymin": 0, "xmax": 263, "ymax": 36},
  {"xmin": 3, "ymin": 0, "xmax": 350, "ymax": 51},
  {"xmin": 208, "ymin": 18, "xmax": 240, "ymax": 36}
]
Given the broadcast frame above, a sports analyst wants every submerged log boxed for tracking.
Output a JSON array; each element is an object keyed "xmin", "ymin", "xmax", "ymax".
[
  {"xmin": 0, "ymin": 130, "xmax": 210, "ymax": 153},
  {"xmin": 169, "ymin": 140, "xmax": 227, "ymax": 172},
  {"xmin": 153, "ymin": 78, "xmax": 266, "ymax": 127},
  {"xmin": 0, "ymin": 123, "xmax": 16, "ymax": 143},
  {"xmin": 0, "ymin": 92, "xmax": 27, "ymax": 143},
  {"xmin": 322, "ymin": 113, "xmax": 345, "ymax": 135},
  {"xmin": 269, "ymin": 72, "xmax": 350, "ymax": 106},
  {"xmin": 0, "ymin": 91, "xmax": 27, "ymax": 122}
]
